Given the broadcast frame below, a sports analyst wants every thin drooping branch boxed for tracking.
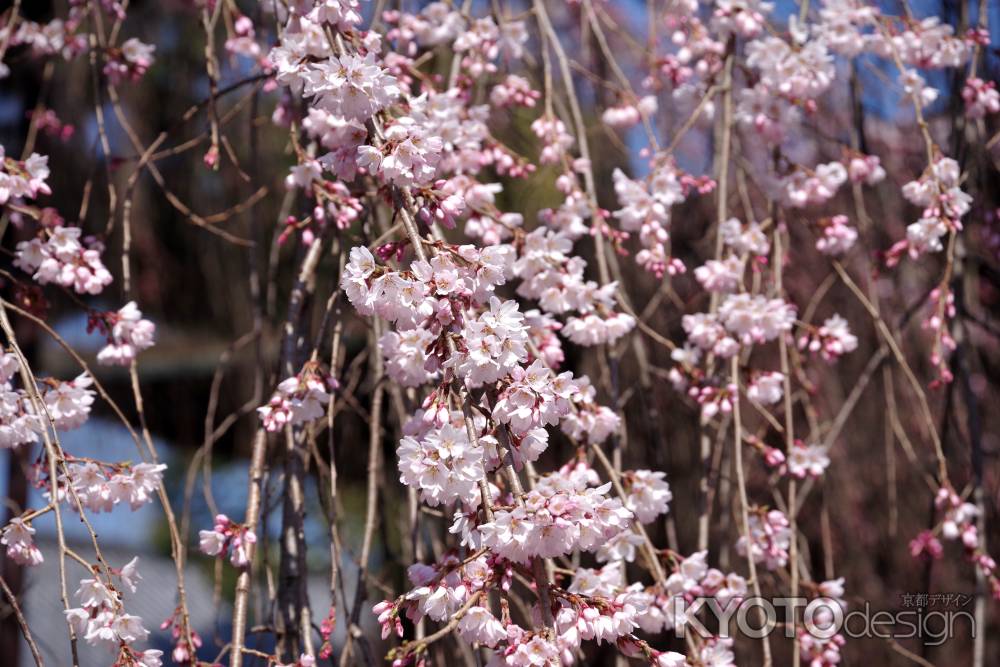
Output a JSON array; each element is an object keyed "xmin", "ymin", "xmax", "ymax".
[
  {"xmin": 773, "ymin": 221, "xmax": 800, "ymax": 667},
  {"xmin": 833, "ymin": 261, "xmax": 950, "ymax": 485},
  {"xmin": 0, "ymin": 573, "xmax": 44, "ymax": 667},
  {"xmin": 699, "ymin": 45, "xmax": 735, "ymax": 553},
  {"xmin": 343, "ymin": 318, "xmax": 383, "ymax": 667},
  {"xmin": 228, "ymin": 429, "xmax": 268, "ymax": 667},
  {"xmin": 0, "ymin": 304, "xmax": 79, "ymax": 667},
  {"xmin": 731, "ymin": 355, "xmax": 773, "ymax": 667}
]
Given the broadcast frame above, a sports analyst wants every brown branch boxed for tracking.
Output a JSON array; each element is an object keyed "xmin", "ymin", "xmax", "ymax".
[{"xmin": 0, "ymin": 574, "xmax": 44, "ymax": 667}]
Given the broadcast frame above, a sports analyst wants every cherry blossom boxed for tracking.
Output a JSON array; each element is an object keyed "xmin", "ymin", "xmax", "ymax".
[
  {"xmin": 962, "ymin": 77, "xmax": 1000, "ymax": 118},
  {"xmin": 43, "ymin": 373, "xmax": 95, "ymax": 430},
  {"xmin": 747, "ymin": 371, "xmax": 784, "ymax": 405},
  {"xmin": 64, "ymin": 575, "xmax": 157, "ymax": 660},
  {"xmin": 258, "ymin": 365, "xmax": 336, "ymax": 432},
  {"xmin": 52, "ymin": 460, "xmax": 167, "ymax": 513},
  {"xmin": 0, "ymin": 380, "xmax": 42, "ymax": 449},
  {"xmin": 397, "ymin": 423, "xmax": 484, "ymax": 507},
  {"xmin": 104, "ymin": 38, "xmax": 155, "ymax": 84},
  {"xmin": 800, "ymin": 314, "xmax": 859, "ymax": 361},
  {"xmin": 815, "ymin": 215, "xmax": 858, "ymax": 256},
  {"xmin": 93, "ymin": 302, "xmax": 156, "ymax": 365},
  {"xmin": 847, "ymin": 154, "xmax": 886, "ymax": 185},
  {"xmin": 3, "ymin": 0, "xmax": 997, "ymax": 664},
  {"xmin": 479, "ymin": 463, "xmax": 633, "ymax": 561},
  {"xmin": 1, "ymin": 517, "xmax": 43, "ymax": 566},
  {"xmin": 199, "ymin": 513, "xmax": 258, "ymax": 567},
  {"xmin": 623, "ymin": 470, "xmax": 673, "ymax": 524},
  {"xmin": 15, "ymin": 224, "xmax": 113, "ymax": 295},
  {"xmin": 718, "ymin": 293, "xmax": 796, "ymax": 346},
  {"xmin": 787, "ymin": 442, "xmax": 832, "ymax": 479},
  {"xmin": 457, "ymin": 605, "xmax": 507, "ymax": 646},
  {"xmin": 736, "ymin": 508, "xmax": 792, "ymax": 570},
  {"xmin": 0, "ymin": 148, "xmax": 51, "ymax": 204}
]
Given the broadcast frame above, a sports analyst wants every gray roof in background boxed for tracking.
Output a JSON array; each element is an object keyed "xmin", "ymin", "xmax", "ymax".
[
  {"xmin": 20, "ymin": 539, "xmax": 226, "ymax": 667},
  {"xmin": 18, "ymin": 539, "xmax": 373, "ymax": 667}
]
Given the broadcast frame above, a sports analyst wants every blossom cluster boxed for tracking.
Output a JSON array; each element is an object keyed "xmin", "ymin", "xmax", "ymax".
[
  {"xmin": 478, "ymin": 462, "xmax": 633, "ymax": 562},
  {"xmin": 611, "ymin": 160, "xmax": 702, "ymax": 277},
  {"xmin": 0, "ymin": 352, "xmax": 96, "ymax": 449},
  {"xmin": 1, "ymin": 517, "xmax": 43, "ymax": 566},
  {"xmin": 786, "ymin": 442, "xmax": 832, "ymax": 479},
  {"xmin": 258, "ymin": 364, "xmax": 336, "ymax": 432},
  {"xmin": 736, "ymin": 508, "xmax": 792, "ymax": 570},
  {"xmin": 64, "ymin": 572, "xmax": 162, "ymax": 665},
  {"xmin": 897, "ymin": 157, "xmax": 971, "ymax": 259},
  {"xmin": 104, "ymin": 38, "xmax": 156, "ymax": 84},
  {"xmin": 15, "ymin": 224, "xmax": 113, "ymax": 295},
  {"xmin": 199, "ymin": 513, "xmax": 258, "ymax": 567},
  {"xmin": 398, "ymin": 423, "xmax": 485, "ymax": 507},
  {"xmin": 49, "ymin": 460, "xmax": 166, "ymax": 514},
  {"xmin": 623, "ymin": 470, "xmax": 673, "ymax": 524},
  {"xmin": 567, "ymin": 551, "xmax": 748, "ymax": 643},
  {"xmin": 799, "ymin": 315, "xmax": 859, "ymax": 362},
  {"xmin": 43, "ymin": 372, "xmax": 96, "ymax": 430},
  {"xmin": 374, "ymin": 551, "xmax": 493, "ymax": 638},
  {"xmin": 0, "ymin": 147, "xmax": 50, "ymax": 205},
  {"xmin": 89, "ymin": 302, "xmax": 156, "ymax": 366}
]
